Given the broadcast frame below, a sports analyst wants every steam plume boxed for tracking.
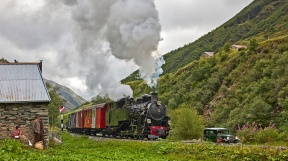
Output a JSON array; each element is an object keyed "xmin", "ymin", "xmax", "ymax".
[{"xmin": 69, "ymin": 0, "xmax": 164, "ymax": 98}]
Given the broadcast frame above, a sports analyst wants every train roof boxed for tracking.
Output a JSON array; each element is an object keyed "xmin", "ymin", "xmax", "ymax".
[{"xmin": 83, "ymin": 103, "xmax": 107, "ymax": 110}]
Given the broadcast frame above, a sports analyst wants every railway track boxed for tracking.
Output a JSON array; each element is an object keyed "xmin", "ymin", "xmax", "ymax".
[
  {"xmin": 71, "ymin": 133, "xmax": 202, "ymax": 144},
  {"xmin": 71, "ymin": 133, "xmax": 161, "ymax": 142},
  {"xmin": 69, "ymin": 133, "xmax": 288, "ymax": 150}
]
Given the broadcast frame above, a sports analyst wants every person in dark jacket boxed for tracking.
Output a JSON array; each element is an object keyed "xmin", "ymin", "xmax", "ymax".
[
  {"xmin": 31, "ymin": 115, "xmax": 44, "ymax": 145},
  {"xmin": 39, "ymin": 118, "xmax": 44, "ymax": 143}
]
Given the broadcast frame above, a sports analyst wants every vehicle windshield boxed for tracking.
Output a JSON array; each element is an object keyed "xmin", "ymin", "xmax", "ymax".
[{"xmin": 218, "ymin": 130, "xmax": 229, "ymax": 134}]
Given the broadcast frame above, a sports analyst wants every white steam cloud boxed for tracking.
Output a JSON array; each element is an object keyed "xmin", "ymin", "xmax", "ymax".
[
  {"xmin": 67, "ymin": 0, "xmax": 164, "ymax": 99},
  {"xmin": 0, "ymin": 0, "xmax": 164, "ymax": 100},
  {"xmin": 140, "ymin": 54, "xmax": 165, "ymax": 88}
]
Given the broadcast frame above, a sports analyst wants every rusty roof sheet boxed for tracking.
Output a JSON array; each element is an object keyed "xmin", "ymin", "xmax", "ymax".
[{"xmin": 0, "ymin": 63, "xmax": 51, "ymax": 103}]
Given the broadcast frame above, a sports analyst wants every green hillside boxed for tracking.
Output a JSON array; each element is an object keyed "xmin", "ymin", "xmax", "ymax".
[
  {"xmin": 163, "ymin": 0, "xmax": 288, "ymax": 74},
  {"xmin": 125, "ymin": 0, "xmax": 288, "ymax": 131},
  {"xmin": 122, "ymin": 0, "xmax": 288, "ymax": 83}
]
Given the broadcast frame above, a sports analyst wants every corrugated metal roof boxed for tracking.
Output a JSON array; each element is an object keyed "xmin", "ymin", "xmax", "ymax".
[{"xmin": 0, "ymin": 63, "xmax": 51, "ymax": 103}]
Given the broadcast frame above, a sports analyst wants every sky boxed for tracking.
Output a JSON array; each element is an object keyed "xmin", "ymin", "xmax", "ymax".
[{"xmin": 0, "ymin": 0, "xmax": 253, "ymax": 100}]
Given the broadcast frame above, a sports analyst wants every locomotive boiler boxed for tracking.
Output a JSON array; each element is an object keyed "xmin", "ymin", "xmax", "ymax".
[{"xmin": 67, "ymin": 92, "xmax": 170, "ymax": 139}]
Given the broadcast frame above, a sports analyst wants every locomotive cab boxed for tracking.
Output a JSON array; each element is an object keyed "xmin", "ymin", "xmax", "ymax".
[{"xmin": 142, "ymin": 94, "xmax": 151, "ymax": 103}]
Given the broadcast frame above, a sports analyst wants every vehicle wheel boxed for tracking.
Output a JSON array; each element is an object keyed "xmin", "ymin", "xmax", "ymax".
[{"xmin": 161, "ymin": 136, "xmax": 167, "ymax": 139}]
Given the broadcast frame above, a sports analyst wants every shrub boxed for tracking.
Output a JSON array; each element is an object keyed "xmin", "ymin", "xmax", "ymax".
[
  {"xmin": 237, "ymin": 122, "xmax": 260, "ymax": 143},
  {"xmin": 237, "ymin": 122, "xmax": 285, "ymax": 144},
  {"xmin": 256, "ymin": 122, "xmax": 285, "ymax": 143},
  {"xmin": 249, "ymin": 38, "xmax": 258, "ymax": 51},
  {"xmin": 169, "ymin": 104, "xmax": 205, "ymax": 140},
  {"xmin": 224, "ymin": 42, "xmax": 231, "ymax": 52}
]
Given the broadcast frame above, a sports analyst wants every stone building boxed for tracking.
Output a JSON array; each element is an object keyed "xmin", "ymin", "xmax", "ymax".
[
  {"xmin": 202, "ymin": 52, "xmax": 215, "ymax": 57},
  {"xmin": 0, "ymin": 62, "xmax": 51, "ymax": 146},
  {"xmin": 231, "ymin": 44, "xmax": 247, "ymax": 50}
]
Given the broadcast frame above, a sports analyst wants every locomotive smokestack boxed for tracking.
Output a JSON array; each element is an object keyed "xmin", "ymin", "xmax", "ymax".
[{"xmin": 151, "ymin": 92, "xmax": 158, "ymax": 102}]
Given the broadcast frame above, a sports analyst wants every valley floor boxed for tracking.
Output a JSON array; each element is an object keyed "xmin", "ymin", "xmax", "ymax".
[{"xmin": 1, "ymin": 132, "xmax": 288, "ymax": 161}]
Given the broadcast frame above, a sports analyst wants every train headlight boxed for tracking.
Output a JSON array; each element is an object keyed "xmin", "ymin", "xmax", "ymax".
[
  {"xmin": 147, "ymin": 119, "xmax": 151, "ymax": 124},
  {"xmin": 157, "ymin": 101, "xmax": 161, "ymax": 106},
  {"xmin": 168, "ymin": 120, "xmax": 171, "ymax": 125}
]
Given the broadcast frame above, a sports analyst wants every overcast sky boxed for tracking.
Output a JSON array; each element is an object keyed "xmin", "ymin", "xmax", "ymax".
[{"xmin": 0, "ymin": 0, "xmax": 253, "ymax": 100}]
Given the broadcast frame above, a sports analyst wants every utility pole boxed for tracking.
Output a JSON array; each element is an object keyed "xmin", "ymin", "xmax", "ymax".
[
  {"xmin": 59, "ymin": 105, "xmax": 65, "ymax": 142},
  {"xmin": 61, "ymin": 112, "xmax": 63, "ymax": 132}
]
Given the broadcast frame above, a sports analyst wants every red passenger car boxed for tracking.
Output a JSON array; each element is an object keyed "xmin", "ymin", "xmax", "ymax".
[{"xmin": 69, "ymin": 103, "xmax": 112, "ymax": 135}]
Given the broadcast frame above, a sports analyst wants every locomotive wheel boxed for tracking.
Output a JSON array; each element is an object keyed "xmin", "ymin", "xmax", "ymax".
[
  {"xmin": 119, "ymin": 134, "xmax": 124, "ymax": 138},
  {"xmin": 138, "ymin": 135, "xmax": 144, "ymax": 140}
]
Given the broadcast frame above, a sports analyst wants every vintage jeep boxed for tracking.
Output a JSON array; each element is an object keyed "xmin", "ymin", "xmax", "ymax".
[{"xmin": 204, "ymin": 128, "xmax": 240, "ymax": 143}]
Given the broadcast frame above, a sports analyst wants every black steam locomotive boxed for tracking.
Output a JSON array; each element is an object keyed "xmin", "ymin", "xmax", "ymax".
[{"xmin": 67, "ymin": 92, "xmax": 170, "ymax": 139}]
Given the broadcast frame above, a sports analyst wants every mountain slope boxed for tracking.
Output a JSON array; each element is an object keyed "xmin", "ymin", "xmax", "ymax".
[
  {"xmin": 44, "ymin": 79, "xmax": 87, "ymax": 111},
  {"xmin": 122, "ymin": 0, "xmax": 288, "ymax": 83},
  {"xmin": 124, "ymin": 0, "xmax": 288, "ymax": 131},
  {"xmin": 162, "ymin": 0, "xmax": 287, "ymax": 74}
]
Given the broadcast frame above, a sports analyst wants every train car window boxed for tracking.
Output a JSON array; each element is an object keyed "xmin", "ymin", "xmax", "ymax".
[
  {"xmin": 116, "ymin": 98, "xmax": 126, "ymax": 108},
  {"xmin": 118, "ymin": 101, "xmax": 125, "ymax": 108}
]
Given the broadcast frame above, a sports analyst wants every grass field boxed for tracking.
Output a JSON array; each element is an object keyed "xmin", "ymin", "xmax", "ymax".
[{"xmin": 1, "ymin": 132, "xmax": 288, "ymax": 161}]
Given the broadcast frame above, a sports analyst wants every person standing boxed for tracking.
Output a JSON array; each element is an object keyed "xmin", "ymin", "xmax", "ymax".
[
  {"xmin": 32, "ymin": 115, "xmax": 44, "ymax": 145},
  {"xmin": 39, "ymin": 118, "xmax": 44, "ymax": 143}
]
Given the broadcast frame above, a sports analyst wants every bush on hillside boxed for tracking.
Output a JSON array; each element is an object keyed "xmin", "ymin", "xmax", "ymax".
[
  {"xmin": 169, "ymin": 104, "xmax": 204, "ymax": 140},
  {"xmin": 237, "ymin": 122, "xmax": 285, "ymax": 144},
  {"xmin": 256, "ymin": 123, "xmax": 285, "ymax": 144},
  {"xmin": 236, "ymin": 122, "xmax": 259, "ymax": 143}
]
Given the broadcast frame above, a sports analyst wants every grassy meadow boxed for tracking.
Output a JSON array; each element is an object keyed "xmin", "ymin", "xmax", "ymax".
[{"xmin": 1, "ymin": 132, "xmax": 288, "ymax": 161}]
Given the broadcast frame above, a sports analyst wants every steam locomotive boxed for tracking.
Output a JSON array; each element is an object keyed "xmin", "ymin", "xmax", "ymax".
[{"xmin": 66, "ymin": 92, "xmax": 170, "ymax": 139}]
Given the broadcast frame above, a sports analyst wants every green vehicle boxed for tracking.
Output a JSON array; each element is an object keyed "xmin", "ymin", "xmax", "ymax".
[{"xmin": 204, "ymin": 128, "xmax": 240, "ymax": 143}]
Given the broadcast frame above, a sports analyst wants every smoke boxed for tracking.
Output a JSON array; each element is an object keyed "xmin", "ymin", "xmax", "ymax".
[
  {"xmin": 0, "ymin": 0, "xmax": 165, "ymax": 100},
  {"xmin": 140, "ymin": 53, "xmax": 165, "ymax": 89},
  {"xmin": 68, "ymin": 0, "xmax": 164, "ymax": 98}
]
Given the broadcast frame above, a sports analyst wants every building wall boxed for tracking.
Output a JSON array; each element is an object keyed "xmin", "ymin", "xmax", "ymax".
[{"xmin": 0, "ymin": 103, "xmax": 49, "ymax": 146}]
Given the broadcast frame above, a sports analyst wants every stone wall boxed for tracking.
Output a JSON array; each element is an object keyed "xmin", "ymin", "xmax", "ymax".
[{"xmin": 0, "ymin": 103, "xmax": 49, "ymax": 146}]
